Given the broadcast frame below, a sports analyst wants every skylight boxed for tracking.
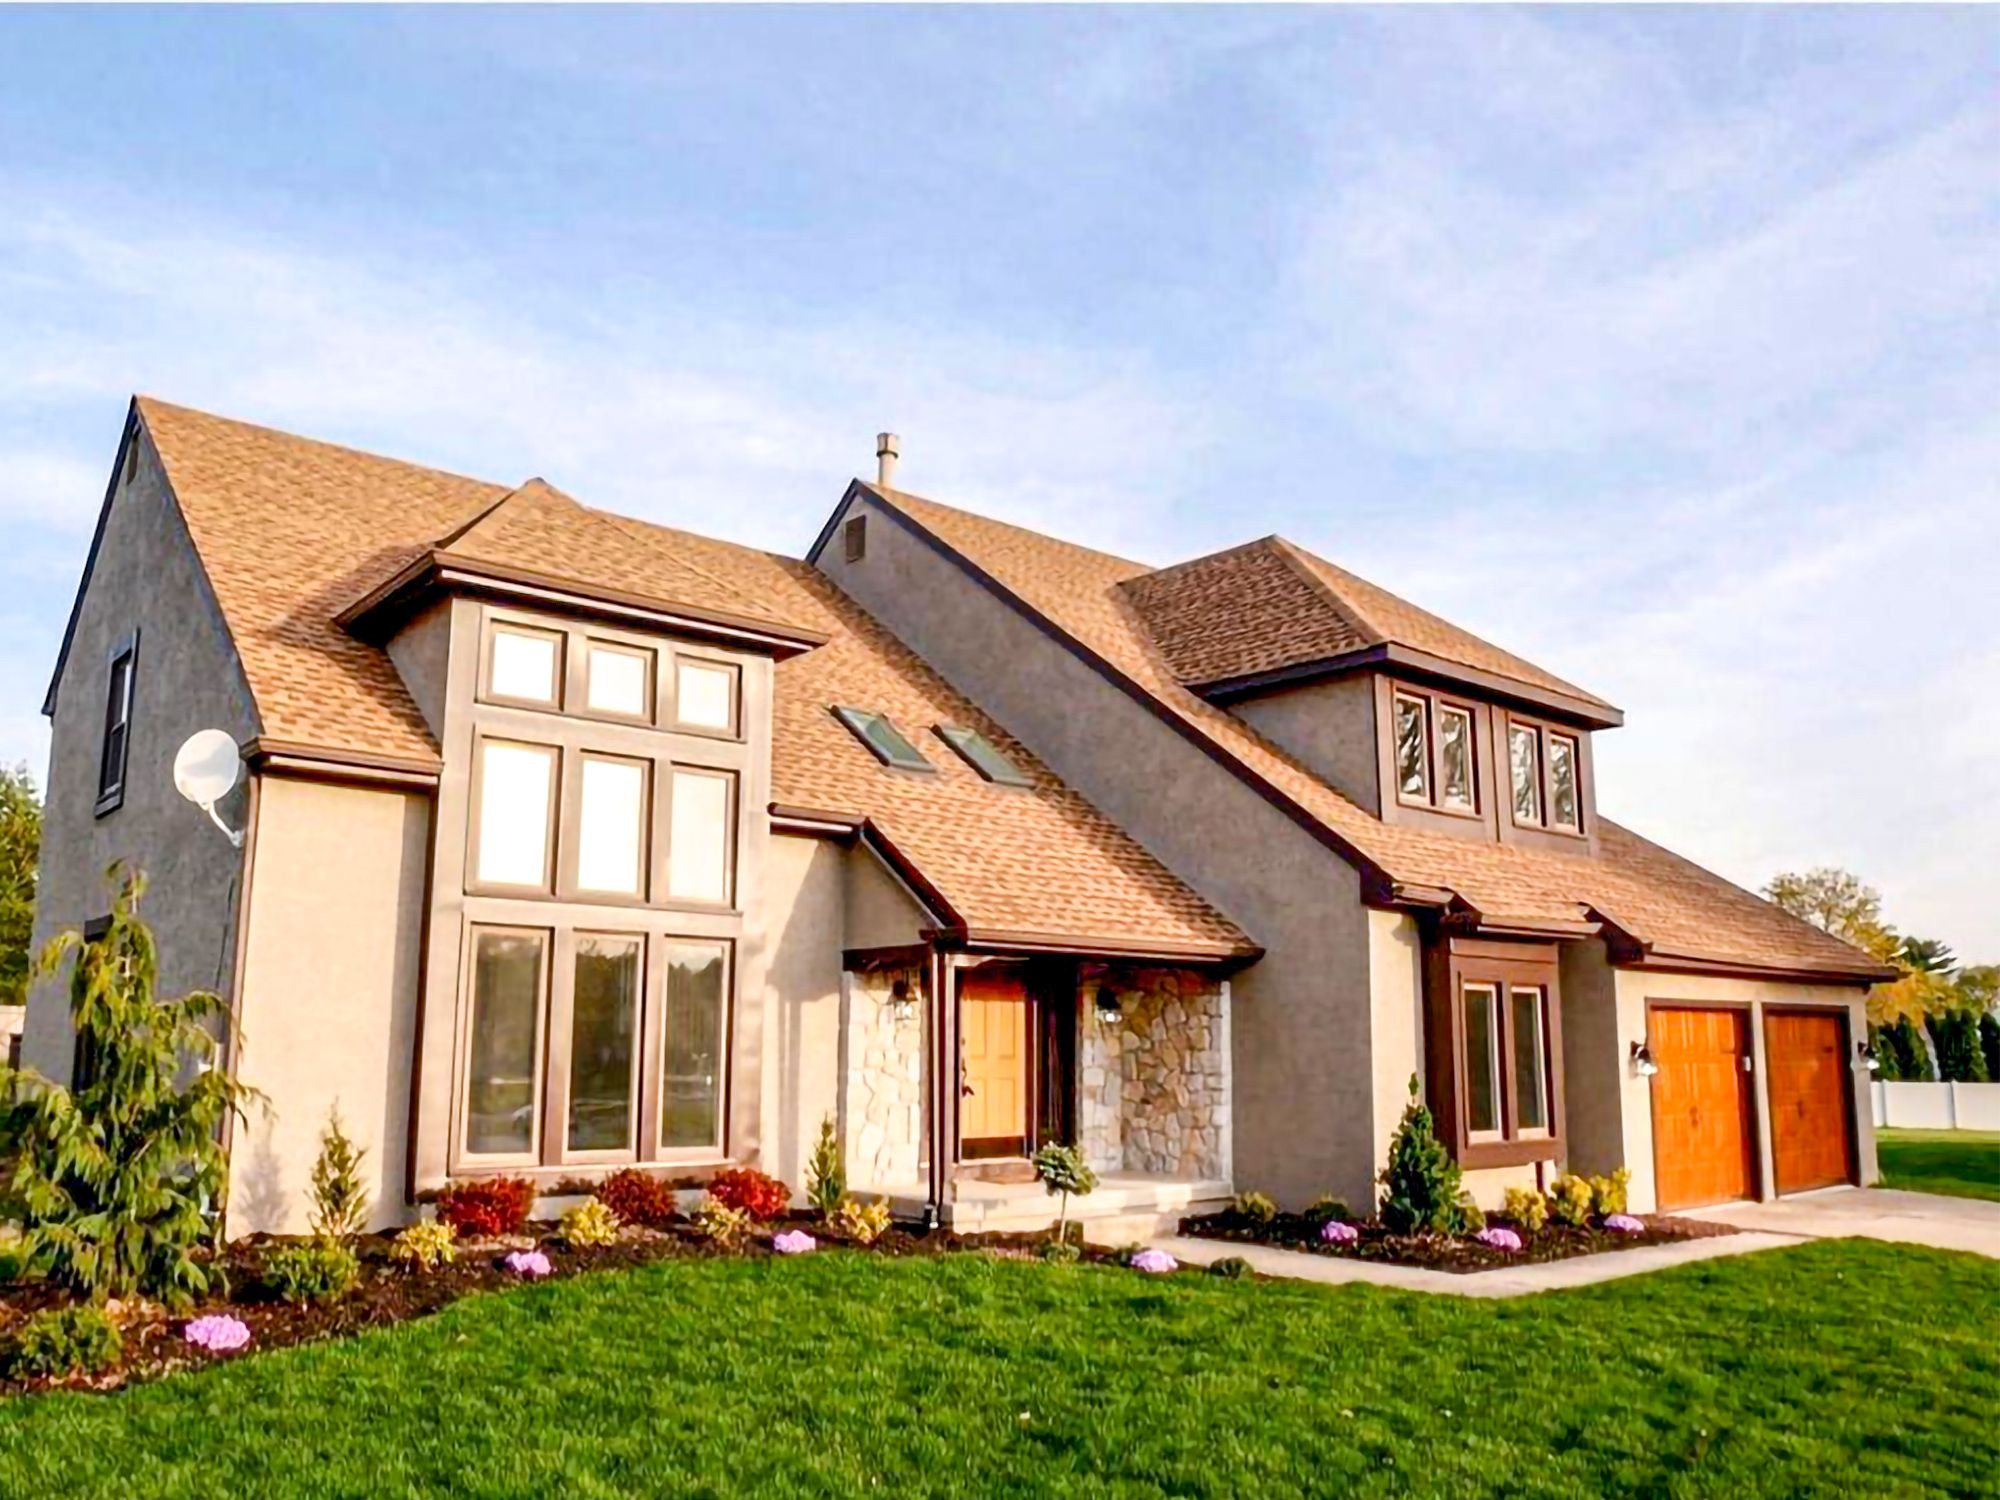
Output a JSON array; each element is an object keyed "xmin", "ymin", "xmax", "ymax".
[
  {"xmin": 833, "ymin": 707, "xmax": 934, "ymax": 772},
  {"xmin": 936, "ymin": 725, "xmax": 1032, "ymax": 787}
]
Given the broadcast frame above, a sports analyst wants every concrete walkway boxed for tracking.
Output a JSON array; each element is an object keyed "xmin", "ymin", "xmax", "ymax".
[
  {"xmin": 1151, "ymin": 1231, "xmax": 1801, "ymax": 1298},
  {"xmin": 1683, "ymin": 1187, "xmax": 2000, "ymax": 1259}
]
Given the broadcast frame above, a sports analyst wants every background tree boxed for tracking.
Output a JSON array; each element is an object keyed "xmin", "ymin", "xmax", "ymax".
[
  {"xmin": 0, "ymin": 764, "xmax": 40, "ymax": 1009},
  {"xmin": 1763, "ymin": 868, "xmax": 1897, "ymax": 957},
  {"xmin": 1925, "ymin": 1011, "xmax": 1989, "ymax": 1084},
  {"xmin": 1980, "ymin": 1013, "xmax": 2000, "ymax": 1086},
  {"xmin": 1888, "ymin": 1015, "xmax": 1935, "ymax": 1082}
]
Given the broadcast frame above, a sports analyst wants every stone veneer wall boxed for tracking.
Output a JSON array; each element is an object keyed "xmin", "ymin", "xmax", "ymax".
[
  {"xmin": 842, "ymin": 967, "xmax": 927, "ymax": 1189},
  {"xmin": 1078, "ymin": 967, "xmax": 1229, "ymax": 1179}
]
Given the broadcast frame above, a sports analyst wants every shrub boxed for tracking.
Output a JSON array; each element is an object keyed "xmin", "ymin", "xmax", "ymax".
[
  {"xmin": 1589, "ymin": 1169, "xmax": 1632, "ymax": 1218},
  {"xmin": 1032, "ymin": 1143, "xmax": 1098, "ymax": 1247},
  {"xmin": 805, "ymin": 1116, "xmax": 845, "ymax": 1217},
  {"xmin": 1036, "ymin": 1238, "xmax": 1081, "ymax": 1265},
  {"xmin": 1456, "ymin": 1194, "xmax": 1486, "ymax": 1233},
  {"xmin": 1889, "ymin": 1015, "xmax": 1935, "ymax": 1081},
  {"xmin": 308, "ymin": 1106, "xmax": 371, "ymax": 1243},
  {"xmin": 1982, "ymin": 1013, "xmax": 2000, "ymax": 1085},
  {"xmin": 388, "ymin": 1220, "xmax": 457, "ymax": 1273},
  {"xmin": 1501, "ymin": 1187, "xmax": 1549, "ymax": 1234},
  {"xmin": 1209, "ymin": 1256, "xmax": 1254, "ymax": 1280},
  {"xmin": 1928, "ymin": 1010, "xmax": 1990, "ymax": 1084},
  {"xmin": 0, "ymin": 869, "xmax": 258, "ymax": 1307},
  {"xmin": 1548, "ymin": 1175, "xmax": 1594, "ymax": 1229},
  {"xmin": 435, "ymin": 1176, "xmax": 536, "ymax": 1238},
  {"xmin": 1303, "ymin": 1195, "xmax": 1350, "ymax": 1227},
  {"xmin": 596, "ymin": 1168, "xmax": 680, "ymax": 1229},
  {"xmin": 3, "ymin": 1304, "xmax": 121, "ymax": 1380},
  {"xmin": 830, "ymin": 1195, "xmax": 892, "ymax": 1246},
  {"xmin": 1377, "ymin": 1077, "xmax": 1468, "ymax": 1235},
  {"xmin": 1232, "ymin": 1191, "xmax": 1278, "ymax": 1224},
  {"xmin": 560, "ymin": 1197, "xmax": 622, "ymax": 1249},
  {"xmin": 692, "ymin": 1196, "xmax": 752, "ymax": 1248},
  {"xmin": 259, "ymin": 1240, "xmax": 360, "ymax": 1305},
  {"xmin": 707, "ymin": 1168, "xmax": 790, "ymax": 1221}
]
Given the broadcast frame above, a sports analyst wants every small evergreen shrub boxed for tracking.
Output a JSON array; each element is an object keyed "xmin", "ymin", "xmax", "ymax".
[
  {"xmin": 560, "ymin": 1198, "xmax": 622, "ymax": 1248},
  {"xmin": 1589, "ymin": 1169, "xmax": 1632, "ymax": 1217},
  {"xmin": 1232, "ymin": 1191, "xmax": 1278, "ymax": 1224},
  {"xmin": 830, "ymin": 1195, "xmax": 892, "ymax": 1245},
  {"xmin": 3, "ymin": 1304, "xmax": 121, "ymax": 1380},
  {"xmin": 1501, "ymin": 1187, "xmax": 1549, "ymax": 1234},
  {"xmin": 1303, "ymin": 1195, "xmax": 1351, "ymax": 1227},
  {"xmin": 388, "ymin": 1220, "xmax": 457, "ymax": 1272},
  {"xmin": 1890, "ymin": 1015, "xmax": 1935, "ymax": 1081},
  {"xmin": 692, "ymin": 1197, "xmax": 752, "ymax": 1247},
  {"xmin": 1036, "ymin": 1238, "xmax": 1081, "ymax": 1265},
  {"xmin": 708, "ymin": 1168, "xmax": 790, "ymax": 1221},
  {"xmin": 308, "ymin": 1106, "xmax": 371, "ymax": 1243},
  {"xmin": 805, "ymin": 1116, "xmax": 845, "ymax": 1217},
  {"xmin": 1548, "ymin": 1175, "xmax": 1593, "ymax": 1229},
  {"xmin": 1981, "ymin": 1013, "xmax": 2000, "ymax": 1085},
  {"xmin": 596, "ymin": 1169, "xmax": 680, "ymax": 1228},
  {"xmin": 1928, "ymin": 1010, "xmax": 1990, "ymax": 1083},
  {"xmin": 434, "ymin": 1176, "xmax": 536, "ymax": 1238},
  {"xmin": 1208, "ymin": 1256, "xmax": 1254, "ymax": 1280},
  {"xmin": 1455, "ymin": 1194, "xmax": 1486, "ymax": 1233},
  {"xmin": 259, "ymin": 1240, "xmax": 360, "ymax": 1305},
  {"xmin": 1377, "ymin": 1078, "xmax": 1467, "ymax": 1235}
]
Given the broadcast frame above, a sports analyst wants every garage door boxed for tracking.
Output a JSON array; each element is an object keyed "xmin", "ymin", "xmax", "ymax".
[
  {"xmin": 1651, "ymin": 1006, "xmax": 1758, "ymax": 1210},
  {"xmin": 1766, "ymin": 1010, "xmax": 1854, "ymax": 1195}
]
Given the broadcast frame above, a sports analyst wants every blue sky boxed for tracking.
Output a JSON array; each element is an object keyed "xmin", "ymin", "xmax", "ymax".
[{"xmin": 2, "ymin": 6, "xmax": 1994, "ymax": 954}]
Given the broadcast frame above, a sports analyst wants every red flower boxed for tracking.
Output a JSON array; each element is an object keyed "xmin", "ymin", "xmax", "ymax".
[
  {"xmin": 435, "ymin": 1176, "xmax": 536, "ymax": 1237},
  {"xmin": 707, "ymin": 1167, "xmax": 790, "ymax": 1221},
  {"xmin": 597, "ymin": 1169, "xmax": 681, "ymax": 1228}
]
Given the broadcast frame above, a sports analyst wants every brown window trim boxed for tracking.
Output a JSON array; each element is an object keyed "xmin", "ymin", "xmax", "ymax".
[
  {"xmin": 1390, "ymin": 685, "xmax": 1481, "ymax": 819},
  {"xmin": 1502, "ymin": 713, "xmax": 1586, "ymax": 838},
  {"xmin": 479, "ymin": 619, "xmax": 567, "ymax": 712},
  {"xmin": 94, "ymin": 630, "xmax": 139, "ymax": 817},
  {"xmin": 466, "ymin": 737, "xmax": 563, "ymax": 896},
  {"xmin": 574, "ymin": 637, "xmax": 657, "ymax": 727},
  {"xmin": 1423, "ymin": 935, "xmax": 1566, "ymax": 1168},
  {"xmin": 669, "ymin": 651, "xmax": 745, "ymax": 742}
]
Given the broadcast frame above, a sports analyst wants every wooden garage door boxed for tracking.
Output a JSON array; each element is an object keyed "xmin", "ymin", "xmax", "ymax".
[
  {"xmin": 1766, "ymin": 1010, "xmax": 1854, "ymax": 1195},
  {"xmin": 1651, "ymin": 1006, "xmax": 1758, "ymax": 1210}
]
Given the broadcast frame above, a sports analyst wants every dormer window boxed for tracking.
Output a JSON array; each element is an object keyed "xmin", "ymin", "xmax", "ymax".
[
  {"xmin": 833, "ymin": 707, "xmax": 933, "ymax": 772},
  {"xmin": 1507, "ymin": 716, "xmax": 1584, "ymax": 833},
  {"xmin": 936, "ymin": 724, "xmax": 1032, "ymax": 787},
  {"xmin": 1391, "ymin": 688, "xmax": 1478, "ymax": 816}
]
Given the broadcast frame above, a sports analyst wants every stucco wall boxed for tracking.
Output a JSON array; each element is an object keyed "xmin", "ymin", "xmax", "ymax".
[
  {"xmin": 844, "ymin": 845, "xmax": 931, "ymax": 951},
  {"xmin": 24, "ymin": 423, "xmax": 259, "ymax": 1082},
  {"xmin": 760, "ymin": 834, "xmax": 846, "ymax": 1193},
  {"xmin": 1558, "ymin": 941, "xmax": 1625, "ymax": 1183},
  {"xmin": 1232, "ymin": 674, "xmax": 1380, "ymax": 816},
  {"xmin": 817, "ymin": 493, "xmax": 1375, "ymax": 1207},
  {"xmin": 227, "ymin": 776, "xmax": 430, "ymax": 1236},
  {"xmin": 1365, "ymin": 910, "xmax": 1425, "ymax": 1189}
]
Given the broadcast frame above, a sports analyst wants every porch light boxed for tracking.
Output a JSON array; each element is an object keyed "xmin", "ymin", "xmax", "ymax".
[
  {"xmin": 1630, "ymin": 1041, "xmax": 1659, "ymax": 1078},
  {"xmin": 888, "ymin": 976, "xmax": 917, "ymax": 1021},
  {"xmin": 1093, "ymin": 985, "xmax": 1124, "ymax": 1022},
  {"xmin": 1856, "ymin": 1041, "xmax": 1880, "ymax": 1073}
]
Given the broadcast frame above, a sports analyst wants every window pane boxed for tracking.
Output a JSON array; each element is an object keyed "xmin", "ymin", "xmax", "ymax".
[
  {"xmin": 476, "ymin": 742, "xmax": 554, "ymax": 887},
  {"xmin": 1464, "ymin": 983, "xmax": 1500, "ymax": 1134},
  {"xmin": 1509, "ymin": 724, "xmax": 1542, "ymax": 824},
  {"xmin": 99, "ymin": 653, "xmax": 133, "ymax": 796},
  {"xmin": 1438, "ymin": 707, "xmax": 1474, "ymax": 810},
  {"xmin": 668, "ymin": 769, "xmax": 733, "ymax": 903},
  {"xmin": 1548, "ymin": 735, "xmax": 1580, "ymax": 830},
  {"xmin": 1512, "ymin": 987, "xmax": 1549, "ymax": 1132},
  {"xmin": 663, "ymin": 942, "xmax": 727, "ymax": 1149},
  {"xmin": 577, "ymin": 757, "xmax": 646, "ymax": 895},
  {"xmin": 490, "ymin": 628, "xmax": 559, "ymax": 703},
  {"xmin": 587, "ymin": 645, "xmax": 651, "ymax": 717},
  {"xmin": 676, "ymin": 660, "xmax": 737, "ymax": 731},
  {"xmin": 938, "ymin": 725, "xmax": 1032, "ymax": 787},
  {"xmin": 1394, "ymin": 695, "xmax": 1429, "ymax": 800},
  {"xmin": 568, "ymin": 937, "xmax": 640, "ymax": 1152},
  {"xmin": 466, "ymin": 930, "xmax": 543, "ymax": 1155}
]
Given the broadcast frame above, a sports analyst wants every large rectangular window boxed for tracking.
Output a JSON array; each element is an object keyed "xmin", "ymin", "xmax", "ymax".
[
  {"xmin": 96, "ymin": 635, "xmax": 138, "ymax": 809},
  {"xmin": 567, "ymin": 936, "xmax": 641, "ymax": 1154},
  {"xmin": 585, "ymin": 642, "xmax": 653, "ymax": 720},
  {"xmin": 1508, "ymin": 722, "xmax": 1542, "ymax": 825},
  {"xmin": 1394, "ymin": 693, "xmax": 1430, "ymax": 802},
  {"xmin": 464, "ymin": 929, "xmax": 547, "ymax": 1157},
  {"xmin": 1463, "ymin": 983, "xmax": 1502, "ymax": 1137},
  {"xmin": 1512, "ymin": 986, "xmax": 1550, "ymax": 1133},
  {"xmin": 668, "ymin": 768, "xmax": 734, "ymax": 904},
  {"xmin": 474, "ymin": 741, "xmax": 557, "ymax": 888},
  {"xmin": 674, "ymin": 658, "xmax": 739, "ymax": 735},
  {"xmin": 662, "ymin": 941, "xmax": 728, "ymax": 1151},
  {"xmin": 1428, "ymin": 940, "xmax": 1563, "ymax": 1167},
  {"xmin": 1437, "ymin": 705, "xmax": 1475, "ymax": 811},
  {"xmin": 575, "ymin": 755, "xmax": 648, "ymax": 896},
  {"xmin": 488, "ymin": 625, "xmax": 562, "ymax": 706},
  {"xmin": 1548, "ymin": 734, "xmax": 1581, "ymax": 831}
]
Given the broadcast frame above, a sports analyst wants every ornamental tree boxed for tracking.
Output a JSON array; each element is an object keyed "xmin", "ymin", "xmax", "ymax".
[{"xmin": 1032, "ymin": 1142, "xmax": 1097, "ymax": 1246}]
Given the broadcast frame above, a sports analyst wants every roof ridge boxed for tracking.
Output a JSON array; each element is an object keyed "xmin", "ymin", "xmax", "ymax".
[
  {"xmin": 1261, "ymin": 535, "xmax": 1390, "ymax": 650},
  {"xmin": 135, "ymin": 395, "xmax": 504, "ymax": 494},
  {"xmin": 866, "ymin": 481, "xmax": 1155, "ymax": 576},
  {"xmin": 433, "ymin": 479, "xmax": 568, "ymax": 550}
]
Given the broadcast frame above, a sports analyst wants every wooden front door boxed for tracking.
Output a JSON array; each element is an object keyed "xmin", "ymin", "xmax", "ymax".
[
  {"xmin": 1766, "ymin": 1010, "xmax": 1854, "ymax": 1195},
  {"xmin": 960, "ymin": 970, "xmax": 1028, "ymax": 1159},
  {"xmin": 1651, "ymin": 1005, "xmax": 1758, "ymax": 1210}
]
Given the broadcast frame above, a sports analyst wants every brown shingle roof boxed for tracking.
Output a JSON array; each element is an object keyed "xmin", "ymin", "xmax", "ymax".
[
  {"xmin": 864, "ymin": 484, "xmax": 1886, "ymax": 982},
  {"xmin": 127, "ymin": 399, "xmax": 1252, "ymax": 959}
]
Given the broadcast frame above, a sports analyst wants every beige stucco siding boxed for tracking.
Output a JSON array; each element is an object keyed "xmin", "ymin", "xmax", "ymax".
[
  {"xmin": 23, "ymin": 424, "xmax": 258, "ymax": 1082},
  {"xmin": 819, "ymin": 493, "xmax": 1374, "ymax": 1207},
  {"xmin": 226, "ymin": 775, "xmax": 430, "ymax": 1235},
  {"xmin": 759, "ymin": 834, "xmax": 846, "ymax": 1192},
  {"xmin": 1365, "ymin": 909, "xmax": 1424, "ymax": 1182},
  {"xmin": 844, "ymin": 845, "xmax": 933, "ymax": 951}
]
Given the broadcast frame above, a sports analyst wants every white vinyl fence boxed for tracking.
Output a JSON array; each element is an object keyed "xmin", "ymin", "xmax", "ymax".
[{"xmin": 1872, "ymin": 1081, "xmax": 2000, "ymax": 1132}]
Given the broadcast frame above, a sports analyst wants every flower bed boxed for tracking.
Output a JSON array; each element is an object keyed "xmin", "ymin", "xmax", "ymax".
[{"xmin": 1178, "ymin": 1206, "xmax": 1734, "ymax": 1273}]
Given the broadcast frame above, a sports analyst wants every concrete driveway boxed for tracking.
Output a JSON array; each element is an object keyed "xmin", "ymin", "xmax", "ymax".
[{"xmin": 1686, "ymin": 1188, "xmax": 2000, "ymax": 1259}]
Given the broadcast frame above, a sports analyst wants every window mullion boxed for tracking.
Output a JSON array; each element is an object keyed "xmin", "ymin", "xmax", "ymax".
[{"xmin": 542, "ymin": 928, "xmax": 577, "ymax": 1167}]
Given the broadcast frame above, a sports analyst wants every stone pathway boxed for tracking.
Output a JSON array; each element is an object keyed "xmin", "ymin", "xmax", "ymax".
[
  {"xmin": 1151, "ymin": 1231, "xmax": 1801, "ymax": 1298},
  {"xmin": 1683, "ymin": 1186, "xmax": 2000, "ymax": 1259}
]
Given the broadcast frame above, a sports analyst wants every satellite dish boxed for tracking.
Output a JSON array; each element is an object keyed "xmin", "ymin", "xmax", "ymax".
[{"xmin": 173, "ymin": 729, "xmax": 245, "ymax": 846}]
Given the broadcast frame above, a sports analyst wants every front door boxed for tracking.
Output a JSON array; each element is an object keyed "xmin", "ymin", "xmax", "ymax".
[
  {"xmin": 1766, "ymin": 1010, "xmax": 1855, "ymax": 1195},
  {"xmin": 1650, "ymin": 1005, "xmax": 1758, "ymax": 1210},
  {"xmin": 960, "ymin": 970, "xmax": 1028, "ymax": 1159}
]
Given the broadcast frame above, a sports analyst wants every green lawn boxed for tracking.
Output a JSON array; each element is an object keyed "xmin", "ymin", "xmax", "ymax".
[
  {"xmin": 1878, "ymin": 1128, "xmax": 2000, "ymax": 1202},
  {"xmin": 1, "ymin": 1241, "xmax": 1996, "ymax": 1498}
]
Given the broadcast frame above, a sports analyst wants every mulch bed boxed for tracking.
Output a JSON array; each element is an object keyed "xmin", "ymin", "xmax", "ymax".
[
  {"xmin": 1178, "ymin": 1209, "xmax": 1736, "ymax": 1273},
  {"xmin": 0, "ymin": 1215, "xmax": 1075, "ymax": 1397}
]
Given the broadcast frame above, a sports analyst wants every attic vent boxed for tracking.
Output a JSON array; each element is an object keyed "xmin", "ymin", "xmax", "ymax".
[{"xmin": 843, "ymin": 513, "xmax": 868, "ymax": 563}]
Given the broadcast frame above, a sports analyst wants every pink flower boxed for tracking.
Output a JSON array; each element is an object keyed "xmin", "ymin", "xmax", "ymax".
[
  {"xmin": 771, "ymin": 1230, "xmax": 817, "ymax": 1255},
  {"xmin": 1319, "ymin": 1220, "xmax": 1359, "ymax": 1246},
  {"xmin": 1604, "ymin": 1214, "xmax": 1645, "ymax": 1234},
  {"xmin": 503, "ymin": 1249, "xmax": 552, "ymax": 1278},
  {"xmin": 1128, "ymin": 1249, "xmax": 1178, "ymax": 1274},
  {"xmin": 1473, "ymin": 1227, "xmax": 1524, "ymax": 1253},
  {"xmin": 183, "ymin": 1314, "xmax": 252, "ymax": 1353}
]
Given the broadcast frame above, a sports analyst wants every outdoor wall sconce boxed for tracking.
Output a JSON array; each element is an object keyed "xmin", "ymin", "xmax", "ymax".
[
  {"xmin": 1856, "ymin": 1041, "xmax": 1880, "ymax": 1073},
  {"xmin": 1093, "ymin": 985, "xmax": 1124, "ymax": 1022},
  {"xmin": 888, "ymin": 976, "xmax": 917, "ymax": 1021},
  {"xmin": 1630, "ymin": 1041, "xmax": 1659, "ymax": 1078}
]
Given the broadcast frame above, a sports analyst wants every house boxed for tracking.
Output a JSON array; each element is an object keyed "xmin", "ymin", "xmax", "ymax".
[{"xmin": 22, "ymin": 399, "xmax": 1894, "ymax": 1237}]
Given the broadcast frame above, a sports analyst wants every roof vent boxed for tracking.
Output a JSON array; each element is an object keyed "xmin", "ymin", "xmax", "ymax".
[{"xmin": 876, "ymin": 432, "xmax": 900, "ymax": 489}]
